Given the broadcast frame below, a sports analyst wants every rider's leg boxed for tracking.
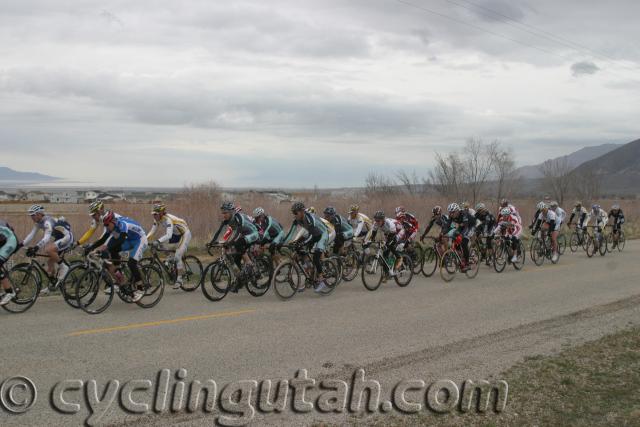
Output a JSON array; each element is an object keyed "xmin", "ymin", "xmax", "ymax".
[{"xmin": 44, "ymin": 242, "xmax": 59, "ymax": 276}]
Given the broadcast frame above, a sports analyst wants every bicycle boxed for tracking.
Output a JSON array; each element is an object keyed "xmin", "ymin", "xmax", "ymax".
[
  {"xmin": 473, "ymin": 232, "xmax": 494, "ymax": 266},
  {"xmin": 405, "ymin": 241, "xmax": 424, "ymax": 275},
  {"xmin": 0, "ymin": 262, "xmax": 39, "ymax": 314},
  {"xmin": 492, "ymin": 233, "xmax": 525, "ymax": 273},
  {"xmin": 11, "ymin": 249, "xmax": 88, "ymax": 309},
  {"xmin": 361, "ymin": 241, "xmax": 413, "ymax": 291},
  {"xmin": 584, "ymin": 225, "xmax": 607, "ymax": 258},
  {"xmin": 439, "ymin": 235, "xmax": 479, "ymax": 282},
  {"xmin": 530, "ymin": 229, "xmax": 559, "ymax": 266},
  {"xmin": 606, "ymin": 225, "xmax": 625, "ymax": 253},
  {"xmin": 271, "ymin": 244, "xmax": 340, "ymax": 300},
  {"xmin": 142, "ymin": 245, "xmax": 203, "ymax": 291},
  {"xmin": 201, "ymin": 243, "xmax": 273, "ymax": 301},
  {"xmin": 75, "ymin": 252, "xmax": 164, "ymax": 314},
  {"xmin": 420, "ymin": 235, "xmax": 448, "ymax": 277},
  {"xmin": 327, "ymin": 241, "xmax": 361, "ymax": 283},
  {"xmin": 568, "ymin": 224, "xmax": 588, "ymax": 253}
]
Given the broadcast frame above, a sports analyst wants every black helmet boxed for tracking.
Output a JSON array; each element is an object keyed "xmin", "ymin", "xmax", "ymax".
[
  {"xmin": 373, "ymin": 210, "xmax": 385, "ymax": 220},
  {"xmin": 291, "ymin": 202, "xmax": 305, "ymax": 213},
  {"xmin": 221, "ymin": 201, "xmax": 235, "ymax": 212},
  {"xmin": 323, "ymin": 206, "xmax": 336, "ymax": 216}
]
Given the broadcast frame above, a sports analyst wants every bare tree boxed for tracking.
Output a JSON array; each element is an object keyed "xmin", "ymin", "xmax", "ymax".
[
  {"xmin": 492, "ymin": 145, "xmax": 520, "ymax": 203},
  {"xmin": 572, "ymin": 168, "xmax": 601, "ymax": 202},
  {"xmin": 395, "ymin": 170, "xmax": 424, "ymax": 195},
  {"xmin": 429, "ymin": 152, "xmax": 463, "ymax": 201},
  {"xmin": 539, "ymin": 157, "xmax": 573, "ymax": 205},
  {"xmin": 461, "ymin": 138, "xmax": 497, "ymax": 205},
  {"xmin": 365, "ymin": 172, "xmax": 396, "ymax": 196}
]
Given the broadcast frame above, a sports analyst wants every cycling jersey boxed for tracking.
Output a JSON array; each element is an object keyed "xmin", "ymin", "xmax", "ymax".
[
  {"xmin": 422, "ymin": 214, "xmax": 451, "ymax": 237},
  {"xmin": 494, "ymin": 213, "xmax": 522, "ymax": 238},
  {"xmin": 23, "ymin": 215, "xmax": 74, "ymax": 251},
  {"xmin": 147, "ymin": 213, "xmax": 190, "ymax": 243},
  {"xmin": 475, "ymin": 211, "xmax": 496, "ymax": 236},
  {"xmin": 103, "ymin": 217, "xmax": 148, "ymax": 261},
  {"xmin": 587, "ymin": 208, "xmax": 608, "ymax": 228},
  {"xmin": 78, "ymin": 212, "xmax": 122, "ymax": 245},
  {"xmin": 554, "ymin": 207, "xmax": 566, "ymax": 225},
  {"xmin": 0, "ymin": 224, "xmax": 18, "ymax": 263},
  {"xmin": 369, "ymin": 218, "xmax": 404, "ymax": 242},
  {"xmin": 348, "ymin": 213, "xmax": 372, "ymax": 237},
  {"xmin": 328, "ymin": 214, "xmax": 354, "ymax": 239},
  {"xmin": 568, "ymin": 207, "xmax": 589, "ymax": 228},
  {"xmin": 500, "ymin": 204, "xmax": 521, "ymax": 223},
  {"xmin": 255, "ymin": 215, "xmax": 285, "ymax": 245},
  {"xmin": 608, "ymin": 209, "xmax": 625, "ymax": 228},
  {"xmin": 397, "ymin": 212, "xmax": 419, "ymax": 240},
  {"xmin": 211, "ymin": 212, "xmax": 260, "ymax": 246},
  {"xmin": 449, "ymin": 211, "xmax": 475, "ymax": 238},
  {"xmin": 285, "ymin": 212, "xmax": 330, "ymax": 252},
  {"xmin": 537, "ymin": 210, "xmax": 558, "ymax": 231}
]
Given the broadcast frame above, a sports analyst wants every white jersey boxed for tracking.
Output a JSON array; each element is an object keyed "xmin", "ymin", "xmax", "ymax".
[
  {"xmin": 348, "ymin": 213, "xmax": 372, "ymax": 237},
  {"xmin": 147, "ymin": 213, "xmax": 190, "ymax": 243},
  {"xmin": 22, "ymin": 215, "xmax": 73, "ymax": 249},
  {"xmin": 554, "ymin": 207, "xmax": 566, "ymax": 224},
  {"xmin": 587, "ymin": 208, "xmax": 608, "ymax": 227}
]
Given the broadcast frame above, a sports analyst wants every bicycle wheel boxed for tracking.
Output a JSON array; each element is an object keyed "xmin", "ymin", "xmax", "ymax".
[
  {"xmin": 1, "ymin": 267, "xmax": 39, "ymax": 313},
  {"xmin": 136, "ymin": 264, "xmax": 164, "ymax": 308},
  {"xmin": 272, "ymin": 260, "xmax": 301, "ymax": 300},
  {"xmin": 409, "ymin": 246, "xmax": 423, "ymax": 275},
  {"xmin": 361, "ymin": 254, "xmax": 384, "ymax": 291},
  {"xmin": 440, "ymin": 250, "xmax": 458, "ymax": 282},
  {"xmin": 557, "ymin": 234, "xmax": 566, "ymax": 255},
  {"xmin": 246, "ymin": 257, "xmax": 272, "ymax": 297},
  {"xmin": 60, "ymin": 263, "xmax": 89, "ymax": 309},
  {"xmin": 341, "ymin": 250, "xmax": 360, "ymax": 282},
  {"xmin": 201, "ymin": 262, "xmax": 231, "ymax": 301},
  {"xmin": 421, "ymin": 247, "xmax": 438, "ymax": 277},
  {"xmin": 318, "ymin": 259, "xmax": 339, "ymax": 295},
  {"xmin": 529, "ymin": 239, "xmax": 537, "ymax": 263},
  {"xmin": 605, "ymin": 233, "xmax": 614, "ymax": 253},
  {"xmin": 77, "ymin": 269, "xmax": 114, "ymax": 315},
  {"xmin": 180, "ymin": 255, "xmax": 203, "ymax": 291},
  {"xmin": 598, "ymin": 235, "xmax": 607, "ymax": 257},
  {"xmin": 493, "ymin": 241, "xmax": 507, "ymax": 273},
  {"xmin": 569, "ymin": 232, "xmax": 580, "ymax": 253},
  {"xmin": 513, "ymin": 241, "xmax": 526, "ymax": 270},
  {"xmin": 618, "ymin": 231, "xmax": 625, "ymax": 251},
  {"xmin": 465, "ymin": 248, "xmax": 480, "ymax": 279},
  {"xmin": 394, "ymin": 254, "xmax": 413, "ymax": 287},
  {"xmin": 328, "ymin": 256, "xmax": 343, "ymax": 286},
  {"xmin": 585, "ymin": 235, "xmax": 595, "ymax": 258},
  {"xmin": 531, "ymin": 239, "xmax": 545, "ymax": 266}
]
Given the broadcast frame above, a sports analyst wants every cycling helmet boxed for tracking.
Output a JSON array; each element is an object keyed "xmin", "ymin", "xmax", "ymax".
[
  {"xmin": 324, "ymin": 206, "xmax": 337, "ymax": 216},
  {"xmin": 88, "ymin": 200, "xmax": 104, "ymax": 215},
  {"xmin": 253, "ymin": 207, "xmax": 265, "ymax": 218},
  {"xmin": 574, "ymin": 201, "xmax": 582, "ymax": 208},
  {"xmin": 500, "ymin": 207, "xmax": 511, "ymax": 216},
  {"xmin": 550, "ymin": 201, "xmax": 558, "ymax": 208},
  {"xmin": 221, "ymin": 201, "xmax": 235, "ymax": 212},
  {"xmin": 291, "ymin": 202, "xmax": 305, "ymax": 213},
  {"xmin": 395, "ymin": 206, "xmax": 406, "ymax": 215},
  {"xmin": 27, "ymin": 204, "xmax": 45, "ymax": 216},
  {"xmin": 475, "ymin": 203, "xmax": 485, "ymax": 211},
  {"xmin": 152, "ymin": 203, "xmax": 166, "ymax": 214},
  {"xmin": 536, "ymin": 201, "xmax": 545, "ymax": 210},
  {"xmin": 500, "ymin": 198, "xmax": 509, "ymax": 207},
  {"xmin": 102, "ymin": 210, "xmax": 116, "ymax": 225},
  {"xmin": 349, "ymin": 204, "xmax": 359, "ymax": 213},
  {"xmin": 592, "ymin": 204, "xmax": 600, "ymax": 211},
  {"xmin": 306, "ymin": 206, "xmax": 316, "ymax": 214},
  {"xmin": 612, "ymin": 204, "xmax": 620, "ymax": 210},
  {"xmin": 432, "ymin": 205, "xmax": 442, "ymax": 215},
  {"xmin": 462, "ymin": 201, "xmax": 470, "ymax": 209},
  {"xmin": 447, "ymin": 203, "xmax": 460, "ymax": 213},
  {"xmin": 373, "ymin": 210, "xmax": 385, "ymax": 220}
]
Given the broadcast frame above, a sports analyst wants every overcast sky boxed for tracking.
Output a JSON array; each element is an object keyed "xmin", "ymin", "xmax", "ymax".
[{"xmin": 1, "ymin": 0, "xmax": 639, "ymax": 188}]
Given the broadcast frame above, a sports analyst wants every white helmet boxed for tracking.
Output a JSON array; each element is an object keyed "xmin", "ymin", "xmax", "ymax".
[
  {"xmin": 28, "ymin": 204, "xmax": 45, "ymax": 216},
  {"xmin": 536, "ymin": 202, "xmax": 545, "ymax": 210},
  {"xmin": 500, "ymin": 207, "xmax": 511, "ymax": 216},
  {"xmin": 253, "ymin": 207, "xmax": 265, "ymax": 218},
  {"xmin": 447, "ymin": 203, "xmax": 460, "ymax": 213},
  {"xmin": 550, "ymin": 201, "xmax": 558, "ymax": 209}
]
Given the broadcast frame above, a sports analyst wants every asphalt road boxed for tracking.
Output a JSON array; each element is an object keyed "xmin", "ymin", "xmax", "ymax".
[{"xmin": 2, "ymin": 241, "xmax": 639, "ymax": 426}]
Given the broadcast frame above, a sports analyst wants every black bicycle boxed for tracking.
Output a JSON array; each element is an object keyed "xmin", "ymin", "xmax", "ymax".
[
  {"xmin": 361, "ymin": 241, "xmax": 413, "ymax": 291},
  {"xmin": 492, "ymin": 231, "xmax": 525, "ymax": 273},
  {"xmin": 141, "ymin": 246, "xmax": 203, "ymax": 291},
  {"xmin": 568, "ymin": 224, "xmax": 589, "ymax": 253},
  {"xmin": 0, "ymin": 263, "xmax": 39, "ymax": 314},
  {"xmin": 75, "ymin": 253, "xmax": 164, "ymax": 314},
  {"xmin": 530, "ymin": 229, "xmax": 559, "ymax": 266},
  {"xmin": 271, "ymin": 244, "xmax": 340, "ymax": 300}
]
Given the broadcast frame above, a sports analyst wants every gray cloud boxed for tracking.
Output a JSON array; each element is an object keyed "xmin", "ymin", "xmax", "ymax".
[{"xmin": 571, "ymin": 61, "xmax": 600, "ymax": 76}]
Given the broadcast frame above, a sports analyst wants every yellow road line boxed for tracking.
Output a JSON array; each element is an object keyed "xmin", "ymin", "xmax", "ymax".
[{"xmin": 68, "ymin": 309, "xmax": 256, "ymax": 337}]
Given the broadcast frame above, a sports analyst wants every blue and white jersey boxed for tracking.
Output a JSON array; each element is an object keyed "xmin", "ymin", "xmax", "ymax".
[{"xmin": 110, "ymin": 217, "xmax": 146, "ymax": 242}]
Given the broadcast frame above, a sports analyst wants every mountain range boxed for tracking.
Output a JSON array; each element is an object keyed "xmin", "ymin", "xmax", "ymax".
[{"xmin": 0, "ymin": 166, "xmax": 58, "ymax": 182}]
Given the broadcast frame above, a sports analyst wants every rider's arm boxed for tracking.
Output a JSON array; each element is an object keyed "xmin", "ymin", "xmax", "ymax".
[
  {"xmin": 22, "ymin": 225, "xmax": 38, "ymax": 247},
  {"xmin": 77, "ymin": 219, "xmax": 98, "ymax": 245},
  {"xmin": 36, "ymin": 221, "xmax": 53, "ymax": 249},
  {"xmin": 209, "ymin": 222, "xmax": 228, "ymax": 245},
  {"xmin": 146, "ymin": 220, "xmax": 158, "ymax": 241},
  {"xmin": 157, "ymin": 219, "xmax": 173, "ymax": 244},
  {"xmin": 87, "ymin": 228, "xmax": 110, "ymax": 251}
]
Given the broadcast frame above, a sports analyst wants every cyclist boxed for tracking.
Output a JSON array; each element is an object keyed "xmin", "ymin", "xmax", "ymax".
[
  {"xmin": 550, "ymin": 201, "xmax": 566, "ymax": 232},
  {"xmin": 494, "ymin": 207, "xmax": 523, "ymax": 263},
  {"xmin": 77, "ymin": 200, "xmax": 107, "ymax": 246},
  {"xmin": 147, "ymin": 203, "xmax": 191, "ymax": 289},
  {"xmin": 252, "ymin": 207, "xmax": 285, "ymax": 256},
  {"xmin": 348, "ymin": 205, "xmax": 372, "ymax": 240},
  {"xmin": 568, "ymin": 201, "xmax": 589, "ymax": 231},
  {"xmin": 420, "ymin": 206, "xmax": 451, "ymax": 258},
  {"xmin": 529, "ymin": 201, "xmax": 546, "ymax": 233},
  {"xmin": 534, "ymin": 204, "xmax": 559, "ymax": 262},
  {"xmin": 474, "ymin": 203, "xmax": 496, "ymax": 265},
  {"xmin": 86, "ymin": 211, "xmax": 147, "ymax": 302},
  {"xmin": 462, "ymin": 201, "xmax": 476, "ymax": 217},
  {"xmin": 395, "ymin": 206, "xmax": 419, "ymax": 243},
  {"xmin": 323, "ymin": 206, "xmax": 354, "ymax": 255},
  {"xmin": 499, "ymin": 198, "xmax": 521, "ymax": 223},
  {"xmin": 22, "ymin": 205, "xmax": 74, "ymax": 294},
  {"xmin": 308, "ymin": 206, "xmax": 336, "ymax": 246},
  {"xmin": 0, "ymin": 220, "xmax": 19, "ymax": 306},
  {"xmin": 365, "ymin": 210, "xmax": 405, "ymax": 276},
  {"xmin": 208, "ymin": 202, "xmax": 260, "ymax": 292},
  {"xmin": 447, "ymin": 203, "xmax": 475, "ymax": 270},
  {"xmin": 586, "ymin": 204, "xmax": 608, "ymax": 249},
  {"xmin": 283, "ymin": 202, "xmax": 330, "ymax": 293},
  {"xmin": 608, "ymin": 204, "xmax": 625, "ymax": 248}
]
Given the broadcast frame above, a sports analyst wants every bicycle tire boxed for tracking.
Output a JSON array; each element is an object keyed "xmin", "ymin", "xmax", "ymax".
[
  {"xmin": 272, "ymin": 260, "xmax": 301, "ymax": 300},
  {"xmin": 180, "ymin": 255, "xmax": 203, "ymax": 292},
  {"xmin": 421, "ymin": 247, "xmax": 438, "ymax": 277},
  {"xmin": 440, "ymin": 250, "xmax": 458, "ymax": 282},
  {"xmin": 361, "ymin": 254, "xmax": 384, "ymax": 291},
  {"xmin": 136, "ymin": 263, "xmax": 165, "ymax": 308},
  {"xmin": 201, "ymin": 262, "xmax": 231, "ymax": 301},
  {"xmin": 394, "ymin": 254, "xmax": 413, "ymax": 287},
  {"xmin": 1, "ymin": 267, "xmax": 39, "ymax": 314},
  {"xmin": 77, "ymin": 269, "xmax": 114, "ymax": 315}
]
